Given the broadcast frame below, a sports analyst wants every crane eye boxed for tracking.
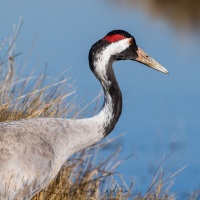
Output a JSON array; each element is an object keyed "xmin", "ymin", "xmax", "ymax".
[{"xmin": 129, "ymin": 38, "xmax": 133, "ymax": 45}]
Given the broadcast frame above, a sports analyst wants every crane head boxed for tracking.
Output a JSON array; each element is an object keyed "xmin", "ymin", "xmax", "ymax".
[{"xmin": 102, "ymin": 30, "xmax": 169, "ymax": 74}]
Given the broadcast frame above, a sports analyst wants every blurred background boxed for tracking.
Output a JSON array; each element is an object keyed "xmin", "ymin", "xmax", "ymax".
[{"xmin": 0, "ymin": 0, "xmax": 200, "ymax": 197}]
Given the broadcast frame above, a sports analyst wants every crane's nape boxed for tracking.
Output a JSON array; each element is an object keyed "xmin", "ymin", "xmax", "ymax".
[{"xmin": 0, "ymin": 30, "xmax": 168, "ymax": 199}]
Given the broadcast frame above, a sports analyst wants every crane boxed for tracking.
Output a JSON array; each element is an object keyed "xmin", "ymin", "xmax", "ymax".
[{"xmin": 0, "ymin": 30, "xmax": 168, "ymax": 199}]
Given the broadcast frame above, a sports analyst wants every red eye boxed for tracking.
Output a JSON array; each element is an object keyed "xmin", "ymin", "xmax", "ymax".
[{"xmin": 103, "ymin": 34, "xmax": 126, "ymax": 43}]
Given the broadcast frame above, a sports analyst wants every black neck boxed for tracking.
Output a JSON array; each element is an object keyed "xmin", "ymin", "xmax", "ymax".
[
  {"xmin": 102, "ymin": 64, "xmax": 122, "ymax": 137},
  {"xmin": 89, "ymin": 40, "xmax": 123, "ymax": 137},
  {"xmin": 90, "ymin": 56, "xmax": 122, "ymax": 137}
]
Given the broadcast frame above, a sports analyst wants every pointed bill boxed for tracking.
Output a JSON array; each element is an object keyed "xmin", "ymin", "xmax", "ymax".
[{"xmin": 136, "ymin": 47, "xmax": 169, "ymax": 74}]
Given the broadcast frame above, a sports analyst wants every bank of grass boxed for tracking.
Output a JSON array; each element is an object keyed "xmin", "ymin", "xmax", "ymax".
[{"xmin": 0, "ymin": 27, "xmax": 194, "ymax": 200}]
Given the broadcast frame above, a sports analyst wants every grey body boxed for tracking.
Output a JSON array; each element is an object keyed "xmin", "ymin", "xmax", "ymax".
[
  {"xmin": 0, "ymin": 117, "xmax": 104, "ymax": 199},
  {"xmin": 0, "ymin": 54, "xmax": 121, "ymax": 199}
]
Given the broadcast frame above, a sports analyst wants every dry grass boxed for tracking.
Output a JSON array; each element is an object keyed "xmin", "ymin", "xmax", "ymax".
[
  {"xmin": 33, "ymin": 139, "xmax": 134, "ymax": 200},
  {"xmin": 0, "ymin": 22, "xmax": 76, "ymax": 122},
  {"xmin": 0, "ymin": 23, "xmax": 196, "ymax": 200}
]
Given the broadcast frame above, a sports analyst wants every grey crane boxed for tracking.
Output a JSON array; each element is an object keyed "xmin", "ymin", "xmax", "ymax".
[{"xmin": 0, "ymin": 30, "xmax": 168, "ymax": 199}]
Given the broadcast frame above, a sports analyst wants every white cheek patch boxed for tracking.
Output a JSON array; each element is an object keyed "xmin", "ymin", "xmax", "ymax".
[
  {"xmin": 106, "ymin": 38, "xmax": 131, "ymax": 55},
  {"xmin": 94, "ymin": 38, "xmax": 131, "ymax": 79}
]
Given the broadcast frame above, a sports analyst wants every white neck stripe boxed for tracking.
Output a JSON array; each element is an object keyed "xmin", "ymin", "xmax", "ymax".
[
  {"xmin": 105, "ymin": 38, "xmax": 131, "ymax": 56},
  {"xmin": 94, "ymin": 38, "xmax": 131, "ymax": 79}
]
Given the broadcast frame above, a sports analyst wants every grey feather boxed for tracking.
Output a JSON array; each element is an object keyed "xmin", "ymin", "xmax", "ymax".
[{"xmin": 0, "ymin": 117, "xmax": 105, "ymax": 199}]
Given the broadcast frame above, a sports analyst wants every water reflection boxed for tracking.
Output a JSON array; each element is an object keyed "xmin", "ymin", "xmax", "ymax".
[{"xmin": 112, "ymin": 0, "xmax": 200, "ymax": 33}]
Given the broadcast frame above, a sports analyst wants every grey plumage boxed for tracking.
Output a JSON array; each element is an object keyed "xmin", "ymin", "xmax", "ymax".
[{"xmin": 0, "ymin": 118, "xmax": 104, "ymax": 199}]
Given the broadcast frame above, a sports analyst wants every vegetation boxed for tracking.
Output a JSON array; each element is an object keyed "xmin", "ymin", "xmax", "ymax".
[
  {"xmin": 113, "ymin": 0, "xmax": 200, "ymax": 33},
  {"xmin": 0, "ymin": 25, "xmax": 197, "ymax": 199}
]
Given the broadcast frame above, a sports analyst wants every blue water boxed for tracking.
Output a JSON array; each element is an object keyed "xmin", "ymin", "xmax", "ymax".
[{"xmin": 1, "ymin": 0, "xmax": 200, "ymax": 197}]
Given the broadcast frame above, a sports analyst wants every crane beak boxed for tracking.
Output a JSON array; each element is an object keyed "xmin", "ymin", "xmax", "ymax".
[{"xmin": 135, "ymin": 47, "xmax": 169, "ymax": 74}]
